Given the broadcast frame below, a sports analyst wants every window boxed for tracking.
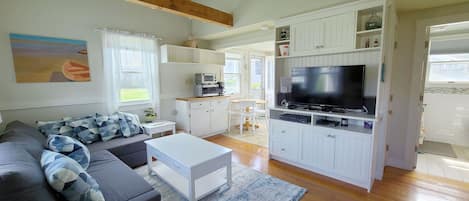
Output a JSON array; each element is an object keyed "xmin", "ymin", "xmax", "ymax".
[
  {"xmin": 427, "ymin": 54, "xmax": 469, "ymax": 84},
  {"xmin": 102, "ymin": 31, "xmax": 158, "ymax": 110},
  {"xmin": 224, "ymin": 58, "xmax": 241, "ymax": 94},
  {"xmin": 249, "ymin": 56, "xmax": 265, "ymax": 99}
]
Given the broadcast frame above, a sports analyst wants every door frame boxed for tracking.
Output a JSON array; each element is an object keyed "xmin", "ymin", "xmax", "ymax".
[{"xmin": 405, "ymin": 13, "xmax": 469, "ymax": 169}]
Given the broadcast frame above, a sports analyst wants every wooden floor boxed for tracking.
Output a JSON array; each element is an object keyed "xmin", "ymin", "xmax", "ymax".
[{"xmin": 205, "ymin": 134, "xmax": 469, "ymax": 201}]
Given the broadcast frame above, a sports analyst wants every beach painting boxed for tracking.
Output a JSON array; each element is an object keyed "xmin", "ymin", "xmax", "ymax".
[{"xmin": 9, "ymin": 33, "xmax": 91, "ymax": 83}]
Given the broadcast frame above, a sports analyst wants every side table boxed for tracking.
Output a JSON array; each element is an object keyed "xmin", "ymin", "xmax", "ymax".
[{"xmin": 142, "ymin": 120, "xmax": 176, "ymax": 138}]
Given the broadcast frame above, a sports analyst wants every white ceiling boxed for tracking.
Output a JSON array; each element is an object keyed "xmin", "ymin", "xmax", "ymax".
[
  {"xmin": 395, "ymin": 0, "xmax": 469, "ymax": 12},
  {"xmin": 228, "ymin": 41, "xmax": 275, "ymax": 53},
  {"xmin": 194, "ymin": 0, "xmax": 469, "ymax": 13}
]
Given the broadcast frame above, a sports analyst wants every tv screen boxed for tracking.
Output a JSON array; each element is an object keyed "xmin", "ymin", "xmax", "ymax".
[{"xmin": 290, "ymin": 65, "xmax": 365, "ymax": 109}]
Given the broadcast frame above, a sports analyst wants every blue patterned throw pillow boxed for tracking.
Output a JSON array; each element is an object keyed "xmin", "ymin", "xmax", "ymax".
[
  {"xmin": 37, "ymin": 120, "xmax": 75, "ymax": 138},
  {"xmin": 117, "ymin": 112, "xmax": 142, "ymax": 137},
  {"xmin": 67, "ymin": 116, "xmax": 100, "ymax": 144},
  {"xmin": 96, "ymin": 113, "xmax": 121, "ymax": 141},
  {"xmin": 41, "ymin": 150, "xmax": 105, "ymax": 201},
  {"xmin": 46, "ymin": 135, "xmax": 91, "ymax": 170}
]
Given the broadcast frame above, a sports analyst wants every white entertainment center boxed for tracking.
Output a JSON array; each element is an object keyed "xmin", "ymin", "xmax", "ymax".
[{"xmin": 270, "ymin": 0, "xmax": 395, "ymax": 192}]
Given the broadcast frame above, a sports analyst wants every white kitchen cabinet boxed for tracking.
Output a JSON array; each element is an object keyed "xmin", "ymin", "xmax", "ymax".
[
  {"xmin": 189, "ymin": 105, "xmax": 211, "ymax": 137},
  {"xmin": 209, "ymin": 100, "xmax": 229, "ymax": 133},
  {"xmin": 290, "ymin": 12, "xmax": 355, "ymax": 56},
  {"xmin": 176, "ymin": 97, "xmax": 229, "ymax": 137}
]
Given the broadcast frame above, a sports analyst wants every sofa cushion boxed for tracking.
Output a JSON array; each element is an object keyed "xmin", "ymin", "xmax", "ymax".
[
  {"xmin": 117, "ymin": 112, "xmax": 142, "ymax": 137},
  {"xmin": 0, "ymin": 142, "xmax": 57, "ymax": 201},
  {"xmin": 46, "ymin": 135, "xmax": 91, "ymax": 170},
  {"xmin": 88, "ymin": 150, "xmax": 160, "ymax": 201},
  {"xmin": 37, "ymin": 120, "xmax": 75, "ymax": 138},
  {"xmin": 0, "ymin": 122, "xmax": 46, "ymax": 159},
  {"xmin": 96, "ymin": 113, "xmax": 122, "ymax": 141},
  {"xmin": 87, "ymin": 134, "xmax": 150, "ymax": 153},
  {"xmin": 41, "ymin": 150, "xmax": 105, "ymax": 201},
  {"xmin": 67, "ymin": 116, "xmax": 101, "ymax": 144}
]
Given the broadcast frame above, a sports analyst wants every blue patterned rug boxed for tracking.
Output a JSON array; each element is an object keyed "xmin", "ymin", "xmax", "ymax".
[{"xmin": 134, "ymin": 163, "xmax": 306, "ymax": 201}]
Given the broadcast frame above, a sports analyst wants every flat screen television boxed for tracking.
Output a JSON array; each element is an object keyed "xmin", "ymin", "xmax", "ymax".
[{"xmin": 290, "ymin": 65, "xmax": 365, "ymax": 109}]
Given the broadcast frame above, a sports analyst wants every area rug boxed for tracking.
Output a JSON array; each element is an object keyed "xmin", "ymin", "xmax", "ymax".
[
  {"xmin": 134, "ymin": 163, "xmax": 306, "ymax": 201},
  {"xmin": 418, "ymin": 140, "xmax": 457, "ymax": 158}
]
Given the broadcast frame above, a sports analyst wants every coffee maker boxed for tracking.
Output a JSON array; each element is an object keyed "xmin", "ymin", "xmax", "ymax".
[{"xmin": 193, "ymin": 73, "xmax": 225, "ymax": 97}]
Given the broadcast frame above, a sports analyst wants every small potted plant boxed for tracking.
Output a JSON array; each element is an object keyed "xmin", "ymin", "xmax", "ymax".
[{"xmin": 144, "ymin": 108, "xmax": 157, "ymax": 123}]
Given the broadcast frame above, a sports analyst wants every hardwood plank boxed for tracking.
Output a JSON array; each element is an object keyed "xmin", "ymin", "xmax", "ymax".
[
  {"xmin": 128, "ymin": 0, "xmax": 233, "ymax": 27},
  {"xmin": 205, "ymin": 134, "xmax": 469, "ymax": 201}
]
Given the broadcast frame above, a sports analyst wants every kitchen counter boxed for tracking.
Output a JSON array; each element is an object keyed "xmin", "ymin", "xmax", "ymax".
[{"xmin": 176, "ymin": 96, "xmax": 230, "ymax": 102}]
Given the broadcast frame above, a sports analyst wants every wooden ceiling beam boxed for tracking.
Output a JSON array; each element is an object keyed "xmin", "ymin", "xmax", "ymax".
[{"xmin": 128, "ymin": 0, "xmax": 233, "ymax": 27}]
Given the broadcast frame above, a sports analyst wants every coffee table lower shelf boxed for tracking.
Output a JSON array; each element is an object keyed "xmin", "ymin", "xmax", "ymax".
[{"xmin": 150, "ymin": 161, "xmax": 227, "ymax": 200}]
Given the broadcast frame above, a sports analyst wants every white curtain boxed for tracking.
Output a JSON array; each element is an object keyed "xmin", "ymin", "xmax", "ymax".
[{"xmin": 101, "ymin": 30, "xmax": 160, "ymax": 113}]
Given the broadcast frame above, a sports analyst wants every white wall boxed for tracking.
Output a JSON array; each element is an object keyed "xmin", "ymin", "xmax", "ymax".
[
  {"xmin": 387, "ymin": 2, "xmax": 469, "ymax": 169},
  {"xmin": 159, "ymin": 64, "xmax": 222, "ymax": 121},
  {"xmin": 422, "ymin": 92, "xmax": 469, "ymax": 147},
  {"xmin": 0, "ymin": 0, "xmax": 190, "ymax": 126},
  {"xmin": 192, "ymin": 0, "xmax": 354, "ymax": 38}
]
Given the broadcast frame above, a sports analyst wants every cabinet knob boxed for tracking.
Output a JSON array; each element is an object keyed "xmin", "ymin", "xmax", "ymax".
[
  {"xmin": 281, "ymin": 148, "xmax": 286, "ymax": 151},
  {"xmin": 327, "ymin": 134, "xmax": 336, "ymax": 138},
  {"xmin": 281, "ymin": 130, "xmax": 286, "ymax": 134}
]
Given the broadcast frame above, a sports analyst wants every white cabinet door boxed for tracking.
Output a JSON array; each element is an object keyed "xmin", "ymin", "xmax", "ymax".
[
  {"xmin": 290, "ymin": 20, "xmax": 324, "ymax": 56},
  {"xmin": 210, "ymin": 100, "xmax": 229, "ymax": 132},
  {"xmin": 322, "ymin": 12, "xmax": 356, "ymax": 52},
  {"xmin": 334, "ymin": 130, "xmax": 371, "ymax": 182},
  {"xmin": 300, "ymin": 127, "xmax": 335, "ymax": 170},
  {"xmin": 270, "ymin": 120, "xmax": 300, "ymax": 161},
  {"xmin": 190, "ymin": 103, "xmax": 211, "ymax": 137}
]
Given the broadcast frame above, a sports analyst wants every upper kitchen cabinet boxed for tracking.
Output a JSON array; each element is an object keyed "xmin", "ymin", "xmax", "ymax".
[{"xmin": 161, "ymin": 45, "xmax": 225, "ymax": 65}]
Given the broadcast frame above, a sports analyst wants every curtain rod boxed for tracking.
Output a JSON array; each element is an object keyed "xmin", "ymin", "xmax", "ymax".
[{"xmin": 96, "ymin": 28, "xmax": 163, "ymax": 40}]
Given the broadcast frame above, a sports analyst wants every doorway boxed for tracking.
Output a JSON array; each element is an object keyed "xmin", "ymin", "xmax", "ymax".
[
  {"xmin": 415, "ymin": 21, "xmax": 469, "ymax": 182},
  {"xmin": 221, "ymin": 41, "xmax": 275, "ymax": 147}
]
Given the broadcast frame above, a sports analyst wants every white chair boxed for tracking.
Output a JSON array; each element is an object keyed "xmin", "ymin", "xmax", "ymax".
[
  {"xmin": 228, "ymin": 100, "xmax": 257, "ymax": 135},
  {"xmin": 254, "ymin": 101, "xmax": 268, "ymax": 130}
]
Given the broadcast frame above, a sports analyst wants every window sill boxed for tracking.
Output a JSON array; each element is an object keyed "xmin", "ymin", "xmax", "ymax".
[{"xmin": 119, "ymin": 101, "xmax": 153, "ymax": 110}]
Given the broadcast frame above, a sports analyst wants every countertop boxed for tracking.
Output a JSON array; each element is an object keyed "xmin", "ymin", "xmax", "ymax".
[{"xmin": 176, "ymin": 96, "xmax": 230, "ymax": 102}]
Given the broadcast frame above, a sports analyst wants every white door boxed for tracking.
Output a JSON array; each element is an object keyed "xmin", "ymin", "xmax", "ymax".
[
  {"xmin": 190, "ymin": 102, "xmax": 211, "ymax": 137},
  {"xmin": 290, "ymin": 19, "xmax": 324, "ymax": 56},
  {"xmin": 412, "ymin": 28, "xmax": 432, "ymax": 169},
  {"xmin": 334, "ymin": 130, "xmax": 372, "ymax": 182},
  {"xmin": 300, "ymin": 127, "xmax": 335, "ymax": 170},
  {"xmin": 210, "ymin": 100, "xmax": 229, "ymax": 132},
  {"xmin": 322, "ymin": 12, "xmax": 356, "ymax": 52}
]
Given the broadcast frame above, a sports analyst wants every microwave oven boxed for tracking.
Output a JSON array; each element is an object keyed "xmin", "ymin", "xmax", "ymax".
[{"xmin": 195, "ymin": 73, "xmax": 217, "ymax": 84}]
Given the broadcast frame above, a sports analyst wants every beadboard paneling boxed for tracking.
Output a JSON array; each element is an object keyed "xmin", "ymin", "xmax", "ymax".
[{"xmin": 276, "ymin": 50, "xmax": 381, "ymax": 96}]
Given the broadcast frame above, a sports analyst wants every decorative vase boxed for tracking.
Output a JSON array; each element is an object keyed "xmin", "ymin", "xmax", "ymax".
[{"xmin": 365, "ymin": 11, "xmax": 382, "ymax": 30}]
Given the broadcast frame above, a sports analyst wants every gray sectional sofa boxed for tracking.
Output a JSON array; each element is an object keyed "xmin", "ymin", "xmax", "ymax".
[{"xmin": 0, "ymin": 121, "xmax": 161, "ymax": 201}]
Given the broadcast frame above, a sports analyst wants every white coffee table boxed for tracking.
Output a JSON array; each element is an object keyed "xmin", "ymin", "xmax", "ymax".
[
  {"xmin": 145, "ymin": 134, "xmax": 232, "ymax": 201},
  {"xmin": 142, "ymin": 120, "xmax": 176, "ymax": 138}
]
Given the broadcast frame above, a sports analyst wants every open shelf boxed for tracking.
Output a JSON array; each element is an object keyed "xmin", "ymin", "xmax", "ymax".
[
  {"xmin": 276, "ymin": 40, "xmax": 290, "ymax": 44},
  {"xmin": 356, "ymin": 28, "xmax": 382, "ymax": 35}
]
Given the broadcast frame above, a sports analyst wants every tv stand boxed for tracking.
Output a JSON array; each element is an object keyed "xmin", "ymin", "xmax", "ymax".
[{"xmin": 268, "ymin": 107, "xmax": 376, "ymax": 191}]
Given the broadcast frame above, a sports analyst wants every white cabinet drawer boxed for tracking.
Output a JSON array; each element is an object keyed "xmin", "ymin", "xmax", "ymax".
[
  {"xmin": 270, "ymin": 120, "xmax": 300, "ymax": 161},
  {"xmin": 190, "ymin": 101, "xmax": 210, "ymax": 109}
]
